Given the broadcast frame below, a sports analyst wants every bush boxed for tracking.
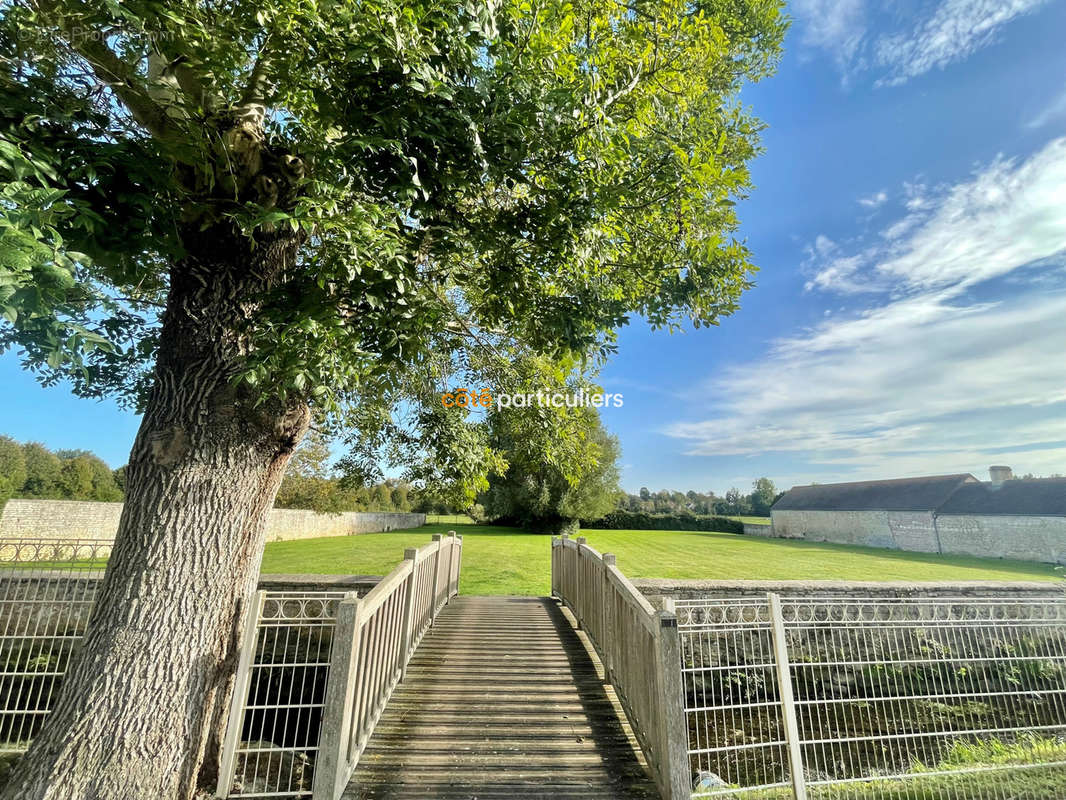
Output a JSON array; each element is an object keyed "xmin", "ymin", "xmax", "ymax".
[{"xmin": 580, "ymin": 510, "xmax": 743, "ymax": 534}]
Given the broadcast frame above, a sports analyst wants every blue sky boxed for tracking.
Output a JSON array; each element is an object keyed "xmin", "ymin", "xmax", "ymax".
[{"xmin": 3, "ymin": 0, "xmax": 1066, "ymax": 495}]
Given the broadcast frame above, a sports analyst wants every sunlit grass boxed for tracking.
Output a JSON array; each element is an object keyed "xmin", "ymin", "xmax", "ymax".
[{"xmin": 259, "ymin": 523, "xmax": 1062, "ymax": 595}]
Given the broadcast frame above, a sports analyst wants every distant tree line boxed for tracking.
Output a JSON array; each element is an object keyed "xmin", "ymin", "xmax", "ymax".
[
  {"xmin": 273, "ymin": 431, "xmax": 440, "ymax": 515},
  {"xmin": 0, "ymin": 436, "xmax": 123, "ymax": 505},
  {"xmin": 0, "ymin": 433, "xmax": 429, "ymax": 515},
  {"xmin": 618, "ymin": 477, "xmax": 781, "ymax": 518}
]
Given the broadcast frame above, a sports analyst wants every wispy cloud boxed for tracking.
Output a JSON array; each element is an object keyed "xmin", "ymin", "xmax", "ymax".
[
  {"xmin": 808, "ymin": 138, "xmax": 1066, "ymax": 294},
  {"xmin": 665, "ymin": 137, "xmax": 1066, "ymax": 483},
  {"xmin": 791, "ymin": 0, "xmax": 1050, "ymax": 87},
  {"xmin": 1026, "ymin": 88, "xmax": 1066, "ymax": 130},
  {"xmin": 858, "ymin": 190, "xmax": 888, "ymax": 208}
]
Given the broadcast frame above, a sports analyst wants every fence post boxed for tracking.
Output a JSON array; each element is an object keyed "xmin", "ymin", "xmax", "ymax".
[
  {"xmin": 215, "ymin": 590, "xmax": 266, "ymax": 798},
  {"xmin": 312, "ymin": 594, "xmax": 363, "ymax": 800},
  {"xmin": 768, "ymin": 592, "xmax": 807, "ymax": 800},
  {"xmin": 445, "ymin": 531, "xmax": 456, "ymax": 601},
  {"xmin": 399, "ymin": 548, "xmax": 418, "ymax": 682},
  {"xmin": 550, "ymin": 537, "xmax": 559, "ymax": 598},
  {"xmin": 430, "ymin": 533, "xmax": 443, "ymax": 623},
  {"xmin": 454, "ymin": 534, "xmax": 463, "ymax": 597},
  {"xmin": 574, "ymin": 537, "xmax": 587, "ymax": 628},
  {"xmin": 601, "ymin": 554, "xmax": 616, "ymax": 683},
  {"xmin": 655, "ymin": 598, "xmax": 691, "ymax": 800}
]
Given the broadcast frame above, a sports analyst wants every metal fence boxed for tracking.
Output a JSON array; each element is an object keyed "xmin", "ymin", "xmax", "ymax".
[
  {"xmin": 0, "ymin": 533, "xmax": 461, "ymax": 800},
  {"xmin": 217, "ymin": 591, "xmax": 347, "ymax": 798},
  {"xmin": 0, "ymin": 538, "xmax": 111, "ymax": 751},
  {"xmin": 678, "ymin": 594, "xmax": 1066, "ymax": 799}
]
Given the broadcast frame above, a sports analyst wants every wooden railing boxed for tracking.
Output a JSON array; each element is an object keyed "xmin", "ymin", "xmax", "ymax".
[
  {"xmin": 551, "ymin": 534, "xmax": 689, "ymax": 800},
  {"xmin": 311, "ymin": 532, "xmax": 463, "ymax": 800}
]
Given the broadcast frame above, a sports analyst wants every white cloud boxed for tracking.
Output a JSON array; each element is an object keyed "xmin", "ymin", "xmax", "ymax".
[
  {"xmin": 665, "ymin": 137, "xmax": 1066, "ymax": 482},
  {"xmin": 808, "ymin": 138, "xmax": 1066, "ymax": 294},
  {"xmin": 791, "ymin": 0, "xmax": 866, "ymax": 69},
  {"xmin": 858, "ymin": 190, "xmax": 888, "ymax": 208},
  {"xmin": 791, "ymin": 0, "xmax": 1050, "ymax": 87},
  {"xmin": 1026, "ymin": 88, "xmax": 1066, "ymax": 130}
]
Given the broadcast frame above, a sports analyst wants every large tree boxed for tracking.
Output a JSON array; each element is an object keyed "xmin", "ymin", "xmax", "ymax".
[
  {"xmin": 0, "ymin": 0, "xmax": 785, "ymax": 796},
  {"xmin": 479, "ymin": 388, "xmax": 623, "ymax": 533}
]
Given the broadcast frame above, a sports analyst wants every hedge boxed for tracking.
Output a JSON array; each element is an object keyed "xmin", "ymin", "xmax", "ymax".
[{"xmin": 580, "ymin": 510, "xmax": 743, "ymax": 534}]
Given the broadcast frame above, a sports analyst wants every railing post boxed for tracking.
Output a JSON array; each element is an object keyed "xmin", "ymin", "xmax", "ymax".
[
  {"xmin": 215, "ymin": 590, "xmax": 266, "ymax": 798},
  {"xmin": 655, "ymin": 598, "xmax": 691, "ymax": 800},
  {"xmin": 444, "ymin": 530, "xmax": 456, "ymax": 602},
  {"xmin": 768, "ymin": 592, "xmax": 807, "ymax": 800},
  {"xmin": 601, "ymin": 554, "xmax": 616, "ymax": 683},
  {"xmin": 399, "ymin": 548, "xmax": 418, "ymax": 682},
  {"xmin": 574, "ymin": 537, "xmax": 587, "ymax": 629},
  {"xmin": 560, "ymin": 533, "xmax": 570, "ymax": 604},
  {"xmin": 554, "ymin": 539, "xmax": 562, "ymax": 601},
  {"xmin": 430, "ymin": 533, "xmax": 443, "ymax": 623},
  {"xmin": 454, "ymin": 534, "xmax": 463, "ymax": 597},
  {"xmin": 312, "ymin": 594, "xmax": 363, "ymax": 800}
]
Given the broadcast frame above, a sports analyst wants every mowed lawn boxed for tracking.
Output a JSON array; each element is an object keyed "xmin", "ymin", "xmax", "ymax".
[{"xmin": 260, "ymin": 523, "xmax": 1062, "ymax": 596}]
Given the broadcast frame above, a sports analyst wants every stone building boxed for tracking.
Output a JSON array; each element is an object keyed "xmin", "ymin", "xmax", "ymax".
[{"xmin": 770, "ymin": 466, "xmax": 1066, "ymax": 564}]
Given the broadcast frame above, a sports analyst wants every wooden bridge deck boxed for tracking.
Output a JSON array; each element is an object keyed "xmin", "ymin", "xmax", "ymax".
[{"xmin": 343, "ymin": 595, "xmax": 659, "ymax": 799}]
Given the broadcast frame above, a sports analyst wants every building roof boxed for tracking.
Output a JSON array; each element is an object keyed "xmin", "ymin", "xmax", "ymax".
[
  {"xmin": 937, "ymin": 478, "xmax": 1066, "ymax": 517},
  {"xmin": 772, "ymin": 474, "xmax": 977, "ymax": 513}
]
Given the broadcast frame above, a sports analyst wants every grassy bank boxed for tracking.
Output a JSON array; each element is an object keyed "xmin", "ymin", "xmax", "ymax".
[{"xmin": 259, "ymin": 524, "xmax": 1061, "ymax": 595}]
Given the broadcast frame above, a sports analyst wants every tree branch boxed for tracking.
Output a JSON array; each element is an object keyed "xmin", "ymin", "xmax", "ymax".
[
  {"xmin": 240, "ymin": 35, "xmax": 274, "ymax": 108},
  {"xmin": 31, "ymin": 0, "xmax": 178, "ymax": 142}
]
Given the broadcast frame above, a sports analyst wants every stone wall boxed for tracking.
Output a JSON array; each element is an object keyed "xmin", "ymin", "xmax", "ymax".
[
  {"xmin": 936, "ymin": 514, "xmax": 1066, "ymax": 565},
  {"xmin": 263, "ymin": 509, "xmax": 425, "ymax": 542},
  {"xmin": 770, "ymin": 509, "xmax": 896, "ymax": 547},
  {"xmin": 0, "ymin": 499, "xmax": 425, "ymax": 543},
  {"xmin": 0, "ymin": 500, "xmax": 124, "ymax": 540},
  {"xmin": 886, "ymin": 510, "xmax": 940, "ymax": 552},
  {"xmin": 633, "ymin": 578, "xmax": 1062, "ymax": 607},
  {"xmin": 741, "ymin": 521, "xmax": 773, "ymax": 536},
  {"xmin": 766, "ymin": 506, "xmax": 1066, "ymax": 564}
]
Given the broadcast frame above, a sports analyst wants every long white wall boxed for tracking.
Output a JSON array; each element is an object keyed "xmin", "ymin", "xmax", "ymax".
[
  {"xmin": 935, "ymin": 514, "xmax": 1066, "ymax": 564},
  {"xmin": 0, "ymin": 499, "xmax": 425, "ymax": 543},
  {"xmin": 768, "ymin": 507, "xmax": 1066, "ymax": 564}
]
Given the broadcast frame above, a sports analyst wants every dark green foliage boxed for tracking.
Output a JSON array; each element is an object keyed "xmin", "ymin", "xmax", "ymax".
[
  {"xmin": 480, "ymin": 406, "xmax": 622, "ymax": 534},
  {"xmin": 56, "ymin": 457, "xmax": 92, "ymax": 500},
  {"xmin": 274, "ymin": 429, "xmax": 422, "ymax": 513},
  {"xmin": 748, "ymin": 477, "xmax": 776, "ymax": 515},
  {"xmin": 19, "ymin": 443, "xmax": 62, "ymax": 498},
  {"xmin": 0, "ymin": 436, "xmax": 26, "ymax": 506},
  {"xmin": 583, "ymin": 509, "xmax": 743, "ymax": 533},
  {"xmin": 0, "ymin": 437, "xmax": 122, "ymax": 502},
  {"xmin": 618, "ymin": 478, "xmax": 776, "ymax": 517}
]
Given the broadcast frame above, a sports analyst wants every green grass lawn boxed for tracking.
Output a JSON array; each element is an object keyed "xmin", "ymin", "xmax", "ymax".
[
  {"xmin": 728, "ymin": 515, "xmax": 771, "ymax": 525},
  {"xmin": 260, "ymin": 523, "xmax": 1062, "ymax": 595}
]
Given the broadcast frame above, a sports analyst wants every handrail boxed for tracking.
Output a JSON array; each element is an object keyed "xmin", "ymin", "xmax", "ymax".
[
  {"xmin": 551, "ymin": 534, "xmax": 689, "ymax": 800},
  {"xmin": 311, "ymin": 531, "xmax": 463, "ymax": 800}
]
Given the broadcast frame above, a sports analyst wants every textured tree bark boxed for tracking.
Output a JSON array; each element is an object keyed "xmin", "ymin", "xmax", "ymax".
[{"xmin": 1, "ymin": 223, "xmax": 309, "ymax": 800}]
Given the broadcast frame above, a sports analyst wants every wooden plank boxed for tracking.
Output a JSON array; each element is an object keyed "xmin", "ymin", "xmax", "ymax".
[{"xmin": 343, "ymin": 596, "xmax": 657, "ymax": 800}]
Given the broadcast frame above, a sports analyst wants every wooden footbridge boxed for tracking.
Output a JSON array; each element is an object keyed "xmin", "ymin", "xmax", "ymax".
[
  {"xmin": 217, "ymin": 533, "xmax": 691, "ymax": 800},
  {"xmin": 345, "ymin": 596, "xmax": 659, "ymax": 799}
]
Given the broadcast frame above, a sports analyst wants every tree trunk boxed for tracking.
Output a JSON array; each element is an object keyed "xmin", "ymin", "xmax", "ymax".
[{"xmin": 2, "ymin": 223, "xmax": 309, "ymax": 800}]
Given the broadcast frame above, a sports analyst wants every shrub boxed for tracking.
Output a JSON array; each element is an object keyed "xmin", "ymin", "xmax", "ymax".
[{"xmin": 581, "ymin": 510, "xmax": 743, "ymax": 534}]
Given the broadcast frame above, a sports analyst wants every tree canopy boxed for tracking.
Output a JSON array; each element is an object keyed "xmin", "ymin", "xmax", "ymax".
[{"xmin": 2, "ymin": 0, "xmax": 787, "ymax": 412}]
